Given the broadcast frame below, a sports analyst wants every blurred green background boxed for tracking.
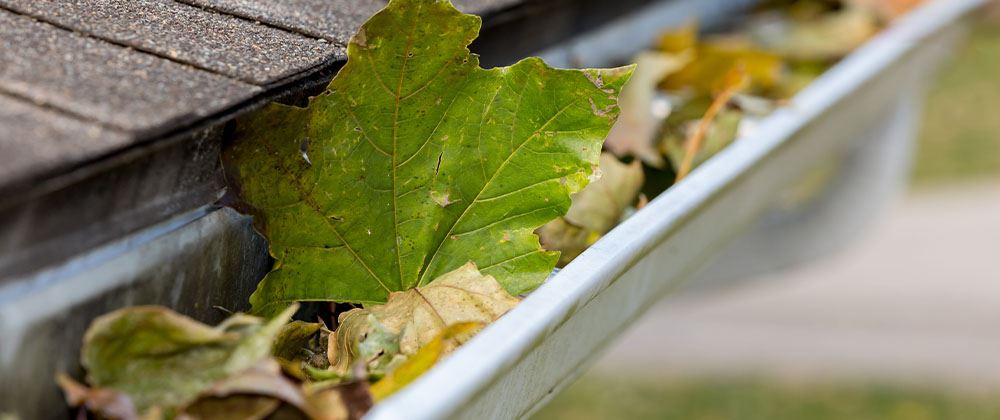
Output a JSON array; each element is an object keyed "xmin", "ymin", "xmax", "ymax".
[
  {"xmin": 535, "ymin": 378, "xmax": 1000, "ymax": 420},
  {"xmin": 533, "ymin": 11, "xmax": 1000, "ymax": 420},
  {"xmin": 913, "ymin": 16, "xmax": 1000, "ymax": 184}
]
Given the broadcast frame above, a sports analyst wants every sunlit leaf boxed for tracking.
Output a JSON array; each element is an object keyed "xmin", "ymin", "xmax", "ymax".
[{"xmin": 224, "ymin": 0, "xmax": 632, "ymax": 315}]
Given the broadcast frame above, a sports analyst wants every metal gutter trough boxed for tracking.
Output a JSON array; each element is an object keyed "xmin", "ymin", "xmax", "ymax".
[
  {"xmin": 0, "ymin": 0, "xmax": 983, "ymax": 418},
  {"xmin": 367, "ymin": 0, "xmax": 985, "ymax": 418}
]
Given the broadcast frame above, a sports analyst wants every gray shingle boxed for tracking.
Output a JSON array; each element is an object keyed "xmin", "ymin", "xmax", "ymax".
[
  {"xmin": 0, "ymin": 0, "xmax": 340, "ymax": 85},
  {"xmin": 0, "ymin": 10, "xmax": 260, "ymax": 134},
  {"xmin": 0, "ymin": 93, "xmax": 132, "ymax": 186},
  {"xmin": 175, "ymin": 0, "xmax": 387, "ymax": 43},
  {"xmin": 175, "ymin": 0, "xmax": 524, "ymax": 44}
]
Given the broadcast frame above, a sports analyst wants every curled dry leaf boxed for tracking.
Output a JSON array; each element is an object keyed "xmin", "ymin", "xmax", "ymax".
[
  {"xmin": 604, "ymin": 51, "xmax": 690, "ymax": 167},
  {"xmin": 369, "ymin": 322, "xmax": 482, "ymax": 401},
  {"xmin": 224, "ymin": 0, "xmax": 632, "ymax": 316},
  {"xmin": 657, "ymin": 21, "xmax": 698, "ymax": 54},
  {"xmin": 78, "ymin": 305, "xmax": 297, "ymax": 413},
  {"xmin": 661, "ymin": 42, "xmax": 784, "ymax": 95},
  {"xmin": 673, "ymin": 67, "xmax": 748, "ymax": 181},
  {"xmin": 538, "ymin": 153, "xmax": 645, "ymax": 266},
  {"xmin": 326, "ymin": 263, "xmax": 518, "ymax": 377},
  {"xmin": 536, "ymin": 218, "xmax": 595, "ymax": 267},
  {"xmin": 744, "ymin": 7, "xmax": 879, "ymax": 61},
  {"xmin": 180, "ymin": 360, "xmax": 308, "ymax": 420},
  {"xmin": 565, "ymin": 153, "xmax": 646, "ymax": 234},
  {"xmin": 663, "ymin": 109, "xmax": 743, "ymax": 176},
  {"xmin": 57, "ymin": 373, "xmax": 139, "ymax": 420},
  {"xmin": 272, "ymin": 321, "xmax": 331, "ymax": 380},
  {"xmin": 303, "ymin": 368, "xmax": 374, "ymax": 420}
]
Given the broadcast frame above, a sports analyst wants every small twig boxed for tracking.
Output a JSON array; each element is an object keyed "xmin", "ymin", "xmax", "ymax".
[{"xmin": 675, "ymin": 66, "xmax": 749, "ymax": 182}]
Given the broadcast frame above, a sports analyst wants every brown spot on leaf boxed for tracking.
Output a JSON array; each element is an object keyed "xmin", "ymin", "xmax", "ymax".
[
  {"xmin": 353, "ymin": 28, "xmax": 368, "ymax": 48},
  {"xmin": 584, "ymin": 70, "xmax": 604, "ymax": 88}
]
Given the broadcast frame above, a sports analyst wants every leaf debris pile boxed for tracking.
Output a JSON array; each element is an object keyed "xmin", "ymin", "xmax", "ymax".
[
  {"xmin": 58, "ymin": 0, "xmax": 920, "ymax": 418},
  {"xmin": 540, "ymin": 0, "xmax": 919, "ymax": 264}
]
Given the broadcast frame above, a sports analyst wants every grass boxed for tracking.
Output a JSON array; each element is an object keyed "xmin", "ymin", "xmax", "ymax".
[
  {"xmin": 531, "ymin": 377, "xmax": 1000, "ymax": 420},
  {"xmin": 912, "ymin": 20, "xmax": 1000, "ymax": 184}
]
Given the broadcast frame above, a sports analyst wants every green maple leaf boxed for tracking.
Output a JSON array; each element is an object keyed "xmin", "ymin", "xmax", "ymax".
[{"xmin": 225, "ymin": 0, "xmax": 633, "ymax": 315}]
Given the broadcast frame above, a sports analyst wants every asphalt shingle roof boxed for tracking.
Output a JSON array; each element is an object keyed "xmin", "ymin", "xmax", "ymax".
[{"xmin": 0, "ymin": 0, "xmax": 527, "ymax": 193}]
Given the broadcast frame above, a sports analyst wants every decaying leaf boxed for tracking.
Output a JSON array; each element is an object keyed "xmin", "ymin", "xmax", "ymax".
[
  {"xmin": 536, "ymin": 217, "xmax": 597, "ymax": 267},
  {"xmin": 326, "ymin": 263, "xmax": 517, "ymax": 376},
  {"xmin": 327, "ymin": 313, "xmax": 404, "ymax": 380},
  {"xmin": 225, "ymin": 0, "xmax": 632, "ymax": 315},
  {"xmin": 79, "ymin": 305, "xmax": 296, "ymax": 413},
  {"xmin": 302, "ymin": 371, "xmax": 374, "ymax": 420},
  {"xmin": 538, "ymin": 153, "xmax": 644, "ymax": 266},
  {"xmin": 369, "ymin": 322, "xmax": 482, "ymax": 401},
  {"xmin": 273, "ymin": 321, "xmax": 331, "ymax": 380},
  {"xmin": 180, "ymin": 360, "xmax": 308, "ymax": 420},
  {"xmin": 604, "ymin": 51, "xmax": 690, "ymax": 167},
  {"xmin": 673, "ymin": 67, "xmax": 748, "ymax": 181},
  {"xmin": 565, "ymin": 153, "xmax": 645, "ymax": 234},
  {"xmin": 744, "ymin": 7, "xmax": 878, "ymax": 61},
  {"xmin": 57, "ymin": 373, "xmax": 139, "ymax": 420},
  {"xmin": 657, "ymin": 22, "xmax": 698, "ymax": 54},
  {"xmin": 663, "ymin": 109, "xmax": 742, "ymax": 175},
  {"xmin": 662, "ymin": 45, "xmax": 782, "ymax": 93}
]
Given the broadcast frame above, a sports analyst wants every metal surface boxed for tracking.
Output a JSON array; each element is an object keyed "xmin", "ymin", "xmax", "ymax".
[
  {"xmin": 0, "ymin": 127, "xmax": 226, "ymax": 280},
  {"xmin": 693, "ymin": 89, "xmax": 924, "ymax": 290},
  {"xmin": 0, "ymin": 207, "xmax": 270, "ymax": 419},
  {"xmin": 367, "ymin": 0, "xmax": 983, "ymax": 418}
]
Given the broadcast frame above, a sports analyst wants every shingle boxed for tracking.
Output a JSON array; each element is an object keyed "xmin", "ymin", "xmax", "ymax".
[
  {"xmin": 0, "ymin": 0, "xmax": 340, "ymax": 85},
  {"xmin": 175, "ymin": 0, "xmax": 387, "ymax": 44},
  {"xmin": 0, "ymin": 94, "xmax": 132, "ymax": 187},
  {"xmin": 175, "ymin": 0, "xmax": 525, "ymax": 45},
  {"xmin": 0, "ymin": 10, "xmax": 260, "ymax": 134}
]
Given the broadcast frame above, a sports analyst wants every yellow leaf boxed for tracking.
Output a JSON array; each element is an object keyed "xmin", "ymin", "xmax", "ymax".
[
  {"xmin": 661, "ymin": 44, "xmax": 783, "ymax": 94},
  {"xmin": 369, "ymin": 322, "xmax": 483, "ymax": 401},
  {"xmin": 675, "ymin": 67, "xmax": 748, "ymax": 181},
  {"xmin": 657, "ymin": 22, "xmax": 699, "ymax": 54}
]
